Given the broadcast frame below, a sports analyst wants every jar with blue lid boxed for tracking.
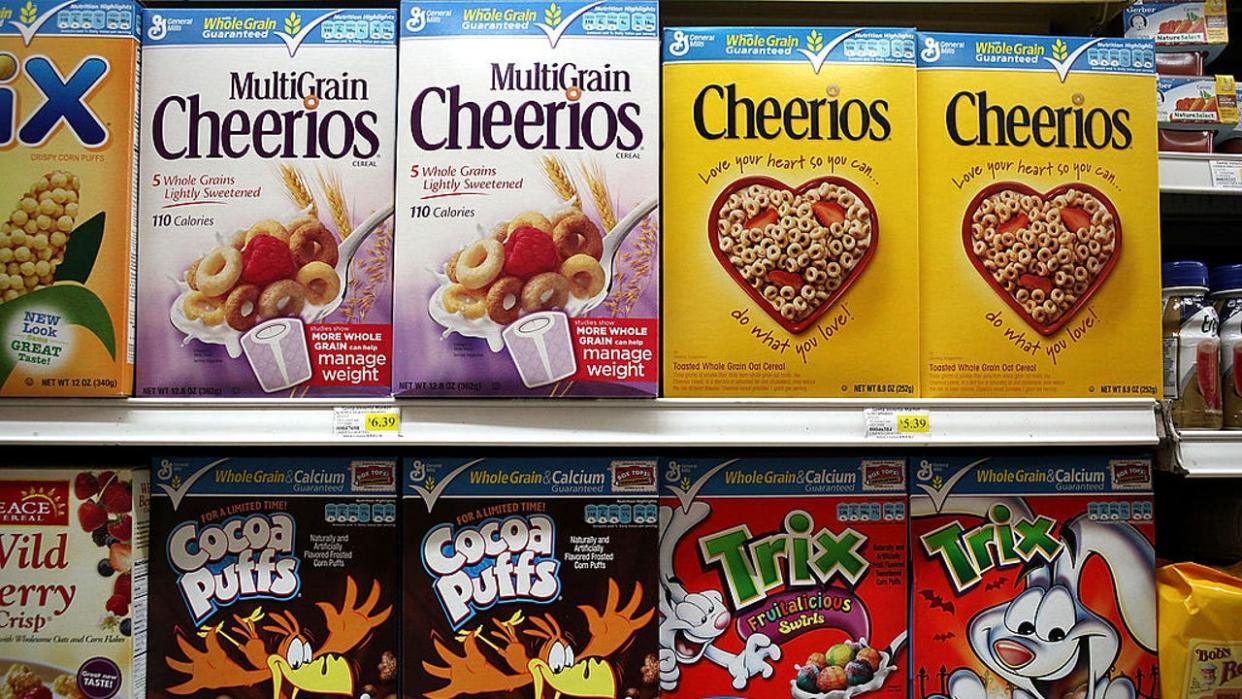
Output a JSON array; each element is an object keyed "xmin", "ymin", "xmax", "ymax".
[{"xmin": 1210, "ymin": 264, "xmax": 1242, "ymax": 428}]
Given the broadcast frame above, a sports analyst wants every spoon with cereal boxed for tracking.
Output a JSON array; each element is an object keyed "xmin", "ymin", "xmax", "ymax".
[
  {"xmin": 577, "ymin": 194, "xmax": 659, "ymax": 314},
  {"xmin": 308, "ymin": 203, "xmax": 395, "ymax": 323}
]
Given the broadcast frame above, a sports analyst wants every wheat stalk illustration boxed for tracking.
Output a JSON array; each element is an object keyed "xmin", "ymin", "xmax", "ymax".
[
  {"xmin": 318, "ymin": 167, "xmax": 352, "ymax": 238},
  {"xmin": 580, "ymin": 160, "xmax": 617, "ymax": 232},
  {"xmin": 541, "ymin": 155, "xmax": 578, "ymax": 203},
  {"xmin": 279, "ymin": 163, "xmax": 318, "ymax": 217}
]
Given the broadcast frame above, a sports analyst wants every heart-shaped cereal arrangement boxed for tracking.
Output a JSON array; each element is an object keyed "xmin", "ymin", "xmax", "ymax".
[
  {"xmin": 709, "ymin": 176, "xmax": 878, "ymax": 334},
  {"xmin": 962, "ymin": 182, "xmax": 1121, "ymax": 336}
]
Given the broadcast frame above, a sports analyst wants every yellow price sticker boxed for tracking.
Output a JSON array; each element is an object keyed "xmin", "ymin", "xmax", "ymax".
[
  {"xmin": 365, "ymin": 413, "xmax": 399, "ymax": 432},
  {"xmin": 896, "ymin": 414, "xmax": 930, "ymax": 433}
]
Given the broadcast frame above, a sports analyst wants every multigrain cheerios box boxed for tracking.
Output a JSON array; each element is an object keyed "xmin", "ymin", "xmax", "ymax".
[
  {"xmin": 137, "ymin": 8, "xmax": 396, "ymax": 398},
  {"xmin": 663, "ymin": 27, "xmax": 920, "ymax": 398},
  {"xmin": 917, "ymin": 34, "xmax": 1162, "ymax": 398},
  {"xmin": 0, "ymin": 0, "xmax": 139, "ymax": 396},
  {"xmin": 393, "ymin": 0, "xmax": 660, "ymax": 398}
]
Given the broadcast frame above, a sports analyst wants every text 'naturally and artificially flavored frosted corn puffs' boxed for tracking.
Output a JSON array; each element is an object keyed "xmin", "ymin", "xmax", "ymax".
[
  {"xmin": 0, "ymin": 0, "xmax": 140, "ymax": 395},
  {"xmin": 137, "ymin": 8, "xmax": 396, "ymax": 398},
  {"xmin": 917, "ymin": 34, "xmax": 1162, "ymax": 398},
  {"xmin": 663, "ymin": 27, "xmax": 920, "ymax": 398}
]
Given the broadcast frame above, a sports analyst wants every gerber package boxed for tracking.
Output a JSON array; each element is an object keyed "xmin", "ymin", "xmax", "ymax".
[
  {"xmin": 0, "ymin": 0, "xmax": 139, "ymax": 396},
  {"xmin": 659, "ymin": 456, "xmax": 908, "ymax": 699},
  {"xmin": 0, "ymin": 467, "xmax": 148, "ymax": 699},
  {"xmin": 663, "ymin": 27, "xmax": 920, "ymax": 398},
  {"xmin": 148, "ymin": 456, "xmax": 399, "ymax": 699},
  {"xmin": 910, "ymin": 453, "xmax": 1157, "ymax": 699},
  {"xmin": 393, "ymin": 0, "xmax": 660, "ymax": 398},
  {"xmin": 1157, "ymin": 75, "xmax": 1239, "ymax": 131},
  {"xmin": 917, "ymin": 34, "xmax": 1163, "ymax": 398},
  {"xmin": 1124, "ymin": 0, "xmax": 1229, "ymax": 62},
  {"xmin": 403, "ymin": 455, "xmax": 659, "ymax": 698},
  {"xmin": 136, "ymin": 8, "xmax": 396, "ymax": 398}
]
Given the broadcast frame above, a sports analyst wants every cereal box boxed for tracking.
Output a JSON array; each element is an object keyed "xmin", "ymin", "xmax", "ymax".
[
  {"xmin": 148, "ymin": 456, "xmax": 398, "ymax": 699},
  {"xmin": 0, "ymin": 0, "xmax": 139, "ymax": 396},
  {"xmin": 1124, "ymin": 0, "xmax": 1229, "ymax": 62},
  {"xmin": 662, "ymin": 27, "xmax": 920, "ymax": 398},
  {"xmin": 0, "ymin": 467, "xmax": 148, "ymax": 699},
  {"xmin": 403, "ymin": 455, "xmax": 659, "ymax": 698},
  {"xmin": 393, "ymin": 0, "xmax": 660, "ymax": 398},
  {"xmin": 659, "ymin": 456, "xmax": 908, "ymax": 699},
  {"xmin": 910, "ymin": 453, "xmax": 1157, "ymax": 699},
  {"xmin": 136, "ymin": 9, "xmax": 397, "ymax": 398},
  {"xmin": 917, "ymin": 34, "xmax": 1163, "ymax": 398}
]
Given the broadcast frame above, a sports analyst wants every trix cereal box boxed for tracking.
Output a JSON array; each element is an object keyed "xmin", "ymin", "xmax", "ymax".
[
  {"xmin": 403, "ymin": 455, "xmax": 660, "ymax": 698},
  {"xmin": 393, "ymin": 0, "xmax": 660, "ymax": 398},
  {"xmin": 917, "ymin": 34, "xmax": 1163, "ymax": 398},
  {"xmin": 0, "ymin": 468, "xmax": 148, "ymax": 699},
  {"xmin": 662, "ymin": 27, "xmax": 921, "ymax": 398},
  {"xmin": 659, "ymin": 456, "xmax": 908, "ymax": 699},
  {"xmin": 910, "ymin": 453, "xmax": 1157, "ymax": 699},
  {"xmin": 137, "ymin": 9, "xmax": 397, "ymax": 398},
  {"xmin": 149, "ymin": 457, "xmax": 398, "ymax": 699},
  {"xmin": 0, "ymin": 0, "xmax": 139, "ymax": 396}
]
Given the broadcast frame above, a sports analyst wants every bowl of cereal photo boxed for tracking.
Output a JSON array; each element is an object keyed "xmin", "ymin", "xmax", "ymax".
[
  {"xmin": 962, "ymin": 181, "xmax": 1121, "ymax": 336},
  {"xmin": 2, "ymin": 661, "xmax": 85, "ymax": 699},
  {"xmin": 709, "ymin": 175, "xmax": 878, "ymax": 335}
]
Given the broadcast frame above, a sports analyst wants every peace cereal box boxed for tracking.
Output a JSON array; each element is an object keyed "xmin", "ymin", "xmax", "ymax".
[
  {"xmin": 662, "ymin": 28, "xmax": 920, "ymax": 398},
  {"xmin": 0, "ymin": 467, "xmax": 148, "ymax": 699},
  {"xmin": 659, "ymin": 456, "xmax": 908, "ymax": 699},
  {"xmin": 149, "ymin": 456, "xmax": 398, "ymax": 699},
  {"xmin": 910, "ymin": 453, "xmax": 1157, "ymax": 699},
  {"xmin": 136, "ymin": 9, "xmax": 397, "ymax": 398},
  {"xmin": 403, "ymin": 455, "xmax": 659, "ymax": 698},
  {"xmin": 393, "ymin": 0, "xmax": 660, "ymax": 398},
  {"xmin": 0, "ymin": 0, "xmax": 139, "ymax": 396},
  {"xmin": 917, "ymin": 34, "xmax": 1162, "ymax": 398}
]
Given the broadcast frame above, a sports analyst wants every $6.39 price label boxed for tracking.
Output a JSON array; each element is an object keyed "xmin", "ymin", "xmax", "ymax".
[
  {"xmin": 334, "ymin": 406, "xmax": 401, "ymax": 440},
  {"xmin": 864, "ymin": 408, "xmax": 931, "ymax": 440}
]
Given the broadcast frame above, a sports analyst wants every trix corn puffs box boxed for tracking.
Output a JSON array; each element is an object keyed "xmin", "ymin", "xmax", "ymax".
[
  {"xmin": 0, "ymin": 467, "xmax": 148, "ymax": 699},
  {"xmin": 403, "ymin": 456, "xmax": 660, "ymax": 698},
  {"xmin": 659, "ymin": 456, "xmax": 908, "ymax": 699},
  {"xmin": 149, "ymin": 457, "xmax": 399, "ymax": 699},
  {"xmin": 910, "ymin": 453, "xmax": 1157, "ymax": 699}
]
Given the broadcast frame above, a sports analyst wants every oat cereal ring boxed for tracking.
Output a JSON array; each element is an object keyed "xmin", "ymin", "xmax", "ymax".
[
  {"xmin": 443, "ymin": 284, "xmax": 487, "ymax": 319},
  {"xmin": 182, "ymin": 291, "xmax": 224, "ymax": 326},
  {"xmin": 224, "ymin": 283, "xmax": 260, "ymax": 331},
  {"xmin": 297, "ymin": 261, "xmax": 342, "ymax": 305},
  {"xmin": 195, "ymin": 246, "xmax": 242, "ymax": 297},
  {"xmin": 455, "ymin": 239, "xmax": 504, "ymax": 289},
  {"xmin": 559, "ymin": 254, "xmax": 605, "ymax": 300},
  {"xmin": 520, "ymin": 272, "xmax": 571, "ymax": 312},
  {"xmin": 552, "ymin": 212, "xmax": 604, "ymax": 260},
  {"xmin": 446, "ymin": 249, "xmax": 462, "ymax": 283},
  {"xmin": 245, "ymin": 219, "xmax": 290, "ymax": 245},
  {"xmin": 185, "ymin": 258, "xmax": 202, "ymax": 291},
  {"xmin": 289, "ymin": 222, "xmax": 340, "ymax": 267},
  {"xmin": 258, "ymin": 279, "xmax": 306, "ymax": 319},
  {"xmin": 508, "ymin": 211, "xmax": 553, "ymax": 235},
  {"xmin": 486, "ymin": 276, "xmax": 523, "ymax": 324}
]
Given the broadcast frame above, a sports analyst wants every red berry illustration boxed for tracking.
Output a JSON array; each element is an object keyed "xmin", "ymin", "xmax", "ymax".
[
  {"xmin": 74, "ymin": 472, "xmax": 99, "ymax": 500},
  {"xmin": 114, "ymin": 572, "xmax": 132, "ymax": 601},
  {"xmin": 108, "ymin": 514, "xmax": 133, "ymax": 543},
  {"xmin": 100, "ymin": 479, "xmax": 131, "ymax": 514},
  {"xmin": 22, "ymin": 687, "xmax": 52, "ymax": 699},
  {"xmin": 241, "ymin": 234, "xmax": 297, "ymax": 286},
  {"xmin": 77, "ymin": 500, "xmax": 107, "ymax": 533},
  {"xmin": 105, "ymin": 593, "xmax": 128, "ymax": 616},
  {"xmin": 502, "ymin": 227, "xmax": 561, "ymax": 280}
]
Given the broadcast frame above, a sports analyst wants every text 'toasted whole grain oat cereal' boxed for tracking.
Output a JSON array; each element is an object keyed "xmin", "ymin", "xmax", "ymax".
[
  {"xmin": 917, "ymin": 33, "xmax": 1162, "ymax": 398},
  {"xmin": 663, "ymin": 27, "xmax": 920, "ymax": 398},
  {"xmin": 137, "ymin": 9, "xmax": 397, "ymax": 398},
  {"xmin": 0, "ymin": 0, "xmax": 139, "ymax": 396},
  {"xmin": 393, "ymin": 0, "xmax": 660, "ymax": 398}
]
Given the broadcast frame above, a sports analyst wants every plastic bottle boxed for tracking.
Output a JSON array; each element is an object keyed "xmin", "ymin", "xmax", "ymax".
[
  {"xmin": 1163, "ymin": 261, "xmax": 1222, "ymax": 429},
  {"xmin": 1211, "ymin": 264, "xmax": 1242, "ymax": 428}
]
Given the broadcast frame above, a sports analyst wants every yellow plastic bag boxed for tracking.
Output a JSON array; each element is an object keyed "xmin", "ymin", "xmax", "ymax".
[{"xmin": 1158, "ymin": 562, "xmax": 1242, "ymax": 699}]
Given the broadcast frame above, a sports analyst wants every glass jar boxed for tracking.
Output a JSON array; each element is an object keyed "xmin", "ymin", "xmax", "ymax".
[
  {"xmin": 1163, "ymin": 261, "xmax": 1222, "ymax": 429},
  {"xmin": 1211, "ymin": 264, "xmax": 1242, "ymax": 428}
]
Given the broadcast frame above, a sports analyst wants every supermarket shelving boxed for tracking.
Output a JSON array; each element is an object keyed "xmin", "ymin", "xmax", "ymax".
[
  {"xmin": 1167, "ymin": 428, "xmax": 1242, "ymax": 477},
  {"xmin": 1159, "ymin": 152, "xmax": 1242, "ymax": 196}
]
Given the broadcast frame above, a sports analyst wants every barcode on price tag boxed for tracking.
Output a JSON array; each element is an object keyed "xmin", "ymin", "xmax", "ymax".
[
  {"xmin": 864, "ymin": 408, "xmax": 931, "ymax": 440},
  {"xmin": 333, "ymin": 406, "xmax": 401, "ymax": 440}
]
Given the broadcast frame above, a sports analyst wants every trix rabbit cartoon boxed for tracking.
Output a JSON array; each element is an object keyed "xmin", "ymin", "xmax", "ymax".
[
  {"xmin": 403, "ymin": 456, "xmax": 661, "ymax": 699},
  {"xmin": 149, "ymin": 457, "xmax": 400, "ymax": 699},
  {"xmin": 659, "ymin": 456, "xmax": 909, "ymax": 699},
  {"xmin": 910, "ymin": 454, "xmax": 1158, "ymax": 699}
]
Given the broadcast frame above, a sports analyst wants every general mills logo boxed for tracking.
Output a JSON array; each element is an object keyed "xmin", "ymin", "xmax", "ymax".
[
  {"xmin": 406, "ymin": 5, "xmax": 425, "ymax": 32},
  {"xmin": 920, "ymin": 35, "xmax": 941, "ymax": 62},
  {"xmin": 667, "ymin": 29, "xmax": 690, "ymax": 56},
  {"xmin": 147, "ymin": 13, "xmax": 167, "ymax": 40}
]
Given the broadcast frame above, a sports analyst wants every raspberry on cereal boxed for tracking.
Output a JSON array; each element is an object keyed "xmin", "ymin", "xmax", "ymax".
[
  {"xmin": 241, "ymin": 234, "xmax": 297, "ymax": 286},
  {"xmin": 502, "ymin": 227, "xmax": 560, "ymax": 280}
]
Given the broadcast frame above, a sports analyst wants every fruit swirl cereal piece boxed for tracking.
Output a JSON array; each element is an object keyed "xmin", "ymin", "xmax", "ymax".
[
  {"xmin": 296, "ymin": 261, "xmax": 341, "ymax": 305},
  {"xmin": 552, "ymin": 212, "xmax": 604, "ymax": 259},
  {"xmin": 289, "ymin": 221, "xmax": 339, "ymax": 267},
  {"xmin": 443, "ymin": 284, "xmax": 487, "ymax": 319},
  {"xmin": 224, "ymin": 283, "xmax": 260, "ymax": 331},
  {"xmin": 520, "ymin": 272, "xmax": 571, "ymax": 312},
  {"xmin": 506, "ymin": 211, "xmax": 553, "ymax": 235},
  {"xmin": 194, "ymin": 246, "xmax": 242, "ymax": 297},
  {"xmin": 561, "ymin": 254, "xmax": 605, "ymax": 299},
  {"xmin": 455, "ymin": 239, "xmax": 505, "ymax": 290},
  {"xmin": 258, "ymin": 279, "xmax": 306, "ymax": 319},
  {"xmin": 486, "ymin": 276, "xmax": 523, "ymax": 324}
]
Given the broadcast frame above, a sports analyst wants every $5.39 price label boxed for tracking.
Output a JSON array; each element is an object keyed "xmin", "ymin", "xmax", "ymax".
[
  {"xmin": 333, "ymin": 406, "xmax": 401, "ymax": 440},
  {"xmin": 864, "ymin": 408, "xmax": 931, "ymax": 440}
]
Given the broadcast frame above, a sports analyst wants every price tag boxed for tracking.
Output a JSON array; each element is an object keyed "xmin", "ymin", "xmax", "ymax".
[
  {"xmin": 1209, "ymin": 159, "xmax": 1242, "ymax": 189},
  {"xmin": 864, "ymin": 408, "xmax": 931, "ymax": 440},
  {"xmin": 333, "ymin": 406, "xmax": 401, "ymax": 440}
]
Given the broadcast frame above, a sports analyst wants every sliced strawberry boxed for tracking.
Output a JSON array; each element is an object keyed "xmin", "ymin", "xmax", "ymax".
[
  {"xmin": 105, "ymin": 593, "xmax": 128, "ymax": 616},
  {"xmin": 78, "ymin": 500, "xmax": 107, "ymax": 533},
  {"xmin": 100, "ymin": 480, "xmax": 131, "ymax": 514},
  {"xmin": 74, "ymin": 472, "xmax": 100, "ymax": 500},
  {"xmin": 999, "ymin": 213, "xmax": 1029, "ymax": 237},
  {"xmin": 812, "ymin": 201, "xmax": 846, "ymax": 228},
  {"xmin": 108, "ymin": 514, "xmax": 133, "ymax": 543},
  {"xmin": 1060, "ymin": 207, "xmax": 1092, "ymax": 234},
  {"xmin": 109, "ymin": 542, "xmax": 132, "ymax": 575},
  {"xmin": 1018, "ymin": 274, "xmax": 1053, "ymax": 294},
  {"xmin": 745, "ymin": 208, "xmax": 778, "ymax": 231},
  {"xmin": 768, "ymin": 270, "xmax": 804, "ymax": 290},
  {"xmin": 114, "ymin": 572, "xmax": 132, "ymax": 601}
]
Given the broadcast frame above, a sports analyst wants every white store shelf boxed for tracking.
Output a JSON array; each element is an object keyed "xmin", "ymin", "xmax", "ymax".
[
  {"xmin": 1171, "ymin": 430, "xmax": 1242, "ymax": 477},
  {"xmin": 1159, "ymin": 152, "xmax": 1242, "ymax": 195},
  {"xmin": 0, "ymin": 398, "xmax": 1158, "ymax": 447}
]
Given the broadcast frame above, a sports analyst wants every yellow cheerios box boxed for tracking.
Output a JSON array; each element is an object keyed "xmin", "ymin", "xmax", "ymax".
[
  {"xmin": 663, "ymin": 27, "xmax": 920, "ymax": 397},
  {"xmin": 918, "ymin": 33, "xmax": 1162, "ymax": 398},
  {"xmin": 0, "ymin": 0, "xmax": 139, "ymax": 395}
]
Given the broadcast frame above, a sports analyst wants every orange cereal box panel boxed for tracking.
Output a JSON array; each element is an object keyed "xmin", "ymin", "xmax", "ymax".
[
  {"xmin": 916, "ymin": 33, "xmax": 1162, "ymax": 398},
  {"xmin": 0, "ymin": 467, "xmax": 149, "ymax": 698},
  {"xmin": 0, "ymin": 0, "xmax": 140, "ymax": 396},
  {"xmin": 662, "ymin": 27, "xmax": 920, "ymax": 398}
]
